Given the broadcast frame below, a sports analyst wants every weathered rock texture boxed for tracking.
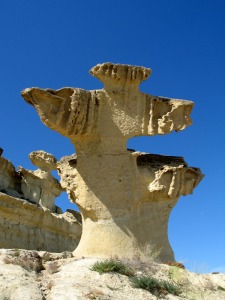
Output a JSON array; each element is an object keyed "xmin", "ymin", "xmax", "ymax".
[
  {"xmin": 19, "ymin": 151, "xmax": 62, "ymax": 212},
  {"xmin": 0, "ymin": 155, "xmax": 21, "ymax": 198},
  {"xmin": 21, "ymin": 62, "xmax": 204, "ymax": 261},
  {"xmin": 0, "ymin": 192, "xmax": 81, "ymax": 252},
  {"xmin": 0, "ymin": 250, "xmax": 225, "ymax": 300},
  {"xmin": 0, "ymin": 150, "xmax": 63, "ymax": 212},
  {"xmin": 0, "ymin": 150, "xmax": 82, "ymax": 252}
]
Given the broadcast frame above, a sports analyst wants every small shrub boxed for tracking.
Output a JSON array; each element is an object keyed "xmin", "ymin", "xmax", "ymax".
[
  {"xmin": 91, "ymin": 259, "xmax": 134, "ymax": 276},
  {"xmin": 12, "ymin": 249, "xmax": 20, "ymax": 257},
  {"xmin": 130, "ymin": 276, "xmax": 181, "ymax": 297},
  {"xmin": 218, "ymin": 286, "xmax": 225, "ymax": 291},
  {"xmin": 141, "ymin": 245, "xmax": 161, "ymax": 262}
]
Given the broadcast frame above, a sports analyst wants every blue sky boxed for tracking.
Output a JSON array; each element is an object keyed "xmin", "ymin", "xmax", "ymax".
[{"xmin": 0, "ymin": 1, "xmax": 224, "ymax": 273}]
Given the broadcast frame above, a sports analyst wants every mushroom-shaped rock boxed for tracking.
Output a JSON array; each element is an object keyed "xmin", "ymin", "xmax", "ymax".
[
  {"xmin": 29, "ymin": 150, "xmax": 57, "ymax": 171},
  {"xmin": 19, "ymin": 151, "xmax": 63, "ymax": 211},
  {"xmin": 21, "ymin": 63, "xmax": 193, "ymax": 154},
  {"xmin": 21, "ymin": 63, "xmax": 204, "ymax": 261}
]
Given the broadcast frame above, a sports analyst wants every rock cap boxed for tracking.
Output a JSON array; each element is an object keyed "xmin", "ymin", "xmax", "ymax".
[
  {"xmin": 90, "ymin": 62, "xmax": 151, "ymax": 90},
  {"xmin": 29, "ymin": 150, "xmax": 57, "ymax": 171}
]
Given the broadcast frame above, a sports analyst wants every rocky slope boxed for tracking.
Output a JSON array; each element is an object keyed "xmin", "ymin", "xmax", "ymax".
[{"xmin": 0, "ymin": 249, "xmax": 225, "ymax": 300}]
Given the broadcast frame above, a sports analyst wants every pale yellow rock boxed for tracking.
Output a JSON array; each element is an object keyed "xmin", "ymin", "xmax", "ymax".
[
  {"xmin": 0, "ymin": 192, "xmax": 81, "ymax": 252},
  {"xmin": 19, "ymin": 150, "xmax": 62, "ymax": 212},
  {"xmin": 0, "ymin": 151, "xmax": 82, "ymax": 252},
  {"xmin": 0, "ymin": 155, "xmax": 21, "ymax": 198},
  {"xmin": 21, "ymin": 62, "xmax": 204, "ymax": 261}
]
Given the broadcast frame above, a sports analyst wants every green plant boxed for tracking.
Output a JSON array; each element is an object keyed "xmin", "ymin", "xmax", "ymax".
[
  {"xmin": 218, "ymin": 286, "xmax": 225, "ymax": 291},
  {"xmin": 91, "ymin": 259, "xmax": 134, "ymax": 276},
  {"xmin": 13, "ymin": 249, "xmax": 20, "ymax": 257},
  {"xmin": 130, "ymin": 275, "xmax": 181, "ymax": 297}
]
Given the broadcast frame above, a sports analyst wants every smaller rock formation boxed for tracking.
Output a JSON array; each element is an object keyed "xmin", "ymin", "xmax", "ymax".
[
  {"xmin": 0, "ymin": 192, "xmax": 82, "ymax": 252},
  {"xmin": 19, "ymin": 151, "xmax": 63, "ymax": 212},
  {"xmin": 0, "ymin": 149, "xmax": 21, "ymax": 198},
  {"xmin": 0, "ymin": 149, "xmax": 82, "ymax": 252}
]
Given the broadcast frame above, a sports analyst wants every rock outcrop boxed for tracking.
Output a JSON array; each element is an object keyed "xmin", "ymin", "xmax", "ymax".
[
  {"xmin": 0, "ymin": 192, "xmax": 81, "ymax": 252},
  {"xmin": 0, "ymin": 250, "xmax": 225, "ymax": 300},
  {"xmin": 21, "ymin": 62, "xmax": 204, "ymax": 261},
  {"xmin": 19, "ymin": 151, "xmax": 62, "ymax": 212},
  {"xmin": 0, "ymin": 153, "xmax": 21, "ymax": 198},
  {"xmin": 0, "ymin": 150, "xmax": 82, "ymax": 252},
  {"xmin": 0, "ymin": 149, "xmax": 63, "ymax": 212}
]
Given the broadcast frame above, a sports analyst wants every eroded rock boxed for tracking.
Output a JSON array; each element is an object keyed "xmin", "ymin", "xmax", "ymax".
[
  {"xmin": 0, "ymin": 152, "xmax": 21, "ymax": 198},
  {"xmin": 0, "ymin": 150, "xmax": 82, "ymax": 252},
  {"xmin": 0, "ymin": 250, "xmax": 225, "ymax": 300},
  {"xmin": 0, "ymin": 192, "xmax": 81, "ymax": 252},
  {"xmin": 19, "ymin": 150, "xmax": 63, "ymax": 212},
  {"xmin": 21, "ymin": 62, "xmax": 204, "ymax": 261}
]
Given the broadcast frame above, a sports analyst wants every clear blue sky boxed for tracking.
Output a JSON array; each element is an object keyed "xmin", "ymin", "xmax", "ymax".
[{"xmin": 1, "ymin": 0, "xmax": 224, "ymax": 273}]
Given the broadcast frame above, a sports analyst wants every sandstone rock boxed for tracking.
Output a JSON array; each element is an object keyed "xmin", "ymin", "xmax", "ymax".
[
  {"xmin": 0, "ymin": 250, "xmax": 225, "ymax": 300},
  {"xmin": 0, "ymin": 192, "xmax": 81, "ymax": 252},
  {"xmin": 0, "ymin": 149, "xmax": 82, "ymax": 252},
  {"xmin": 0, "ymin": 154, "xmax": 21, "ymax": 198},
  {"xmin": 0, "ymin": 250, "xmax": 43, "ymax": 300},
  {"xmin": 21, "ymin": 62, "xmax": 204, "ymax": 261},
  {"xmin": 19, "ymin": 150, "xmax": 63, "ymax": 212},
  {"xmin": 57, "ymin": 151, "xmax": 203, "ymax": 261}
]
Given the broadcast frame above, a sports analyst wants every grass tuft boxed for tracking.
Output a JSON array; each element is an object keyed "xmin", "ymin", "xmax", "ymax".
[
  {"xmin": 91, "ymin": 259, "xmax": 134, "ymax": 276},
  {"xmin": 130, "ymin": 275, "xmax": 181, "ymax": 297}
]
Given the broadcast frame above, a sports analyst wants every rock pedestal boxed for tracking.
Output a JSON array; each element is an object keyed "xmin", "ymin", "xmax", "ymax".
[{"xmin": 21, "ymin": 63, "xmax": 204, "ymax": 261}]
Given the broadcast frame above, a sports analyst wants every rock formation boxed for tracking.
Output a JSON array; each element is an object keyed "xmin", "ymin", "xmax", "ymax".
[
  {"xmin": 0, "ymin": 149, "xmax": 82, "ymax": 252},
  {"xmin": 0, "ymin": 192, "xmax": 81, "ymax": 252},
  {"xmin": 0, "ymin": 151, "xmax": 21, "ymax": 198},
  {"xmin": 1, "ymin": 250, "xmax": 225, "ymax": 300},
  {"xmin": 19, "ymin": 150, "xmax": 62, "ymax": 212},
  {"xmin": 21, "ymin": 62, "xmax": 204, "ymax": 261}
]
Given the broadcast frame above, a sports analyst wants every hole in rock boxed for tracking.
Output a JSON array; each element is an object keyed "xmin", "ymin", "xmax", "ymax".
[
  {"xmin": 52, "ymin": 170, "xmax": 80, "ymax": 214},
  {"xmin": 55, "ymin": 191, "xmax": 80, "ymax": 213}
]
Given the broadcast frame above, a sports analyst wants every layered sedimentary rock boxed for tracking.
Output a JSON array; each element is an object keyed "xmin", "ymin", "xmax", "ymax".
[
  {"xmin": 0, "ymin": 154, "xmax": 21, "ymax": 198},
  {"xmin": 0, "ymin": 192, "xmax": 81, "ymax": 252},
  {"xmin": 0, "ymin": 150, "xmax": 82, "ymax": 252},
  {"xmin": 0, "ymin": 149, "xmax": 63, "ymax": 212},
  {"xmin": 21, "ymin": 62, "xmax": 204, "ymax": 261}
]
